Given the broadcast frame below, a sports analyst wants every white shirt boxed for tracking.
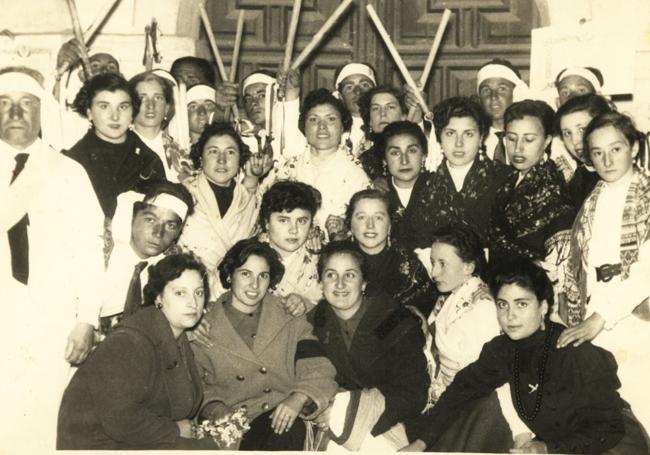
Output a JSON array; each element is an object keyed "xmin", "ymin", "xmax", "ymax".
[
  {"xmin": 446, "ymin": 160, "xmax": 473, "ymax": 192},
  {"xmin": 392, "ymin": 177, "xmax": 414, "ymax": 207},
  {"xmin": 135, "ymin": 130, "xmax": 179, "ymax": 183},
  {"xmin": 483, "ymin": 126, "xmax": 503, "ymax": 162},
  {"xmin": 349, "ymin": 116, "xmax": 366, "ymax": 157}
]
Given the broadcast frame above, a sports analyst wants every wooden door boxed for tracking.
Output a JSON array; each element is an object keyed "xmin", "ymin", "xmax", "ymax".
[{"xmin": 203, "ymin": 0, "xmax": 541, "ymax": 106}]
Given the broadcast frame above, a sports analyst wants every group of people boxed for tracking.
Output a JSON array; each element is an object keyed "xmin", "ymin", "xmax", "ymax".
[{"xmin": 2, "ymin": 36, "xmax": 649, "ymax": 454}]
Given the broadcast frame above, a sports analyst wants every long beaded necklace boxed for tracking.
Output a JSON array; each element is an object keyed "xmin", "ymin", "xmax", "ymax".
[{"xmin": 513, "ymin": 324, "xmax": 554, "ymax": 421}]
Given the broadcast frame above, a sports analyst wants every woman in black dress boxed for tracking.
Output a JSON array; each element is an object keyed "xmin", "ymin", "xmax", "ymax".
[{"xmin": 403, "ymin": 258, "xmax": 649, "ymax": 454}]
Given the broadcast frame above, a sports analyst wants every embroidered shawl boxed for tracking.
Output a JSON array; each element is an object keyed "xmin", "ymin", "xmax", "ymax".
[{"xmin": 563, "ymin": 168, "xmax": 650, "ymax": 326}]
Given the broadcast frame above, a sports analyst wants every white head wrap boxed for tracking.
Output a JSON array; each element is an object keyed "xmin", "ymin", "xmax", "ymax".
[
  {"xmin": 110, "ymin": 190, "xmax": 190, "ymax": 245},
  {"xmin": 334, "ymin": 63, "xmax": 376, "ymax": 88},
  {"xmin": 186, "ymin": 84, "xmax": 216, "ymax": 104},
  {"xmin": 0, "ymin": 71, "xmax": 63, "ymax": 151},
  {"xmin": 556, "ymin": 67, "xmax": 603, "ymax": 92},
  {"xmin": 241, "ymin": 73, "xmax": 277, "ymax": 95},
  {"xmin": 476, "ymin": 63, "xmax": 529, "ymax": 102}
]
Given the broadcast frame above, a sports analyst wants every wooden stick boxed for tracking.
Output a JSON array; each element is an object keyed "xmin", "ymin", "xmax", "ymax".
[
  {"xmin": 177, "ymin": 81, "xmax": 191, "ymax": 151},
  {"xmin": 419, "ymin": 8, "xmax": 451, "ymax": 87},
  {"xmin": 65, "ymin": 0, "xmax": 92, "ymax": 80},
  {"xmin": 229, "ymin": 10, "xmax": 245, "ymax": 82},
  {"xmin": 366, "ymin": 4, "xmax": 430, "ymax": 114},
  {"xmin": 283, "ymin": 0, "xmax": 302, "ymax": 71},
  {"xmin": 290, "ymin": 0, "xmax": 353, "ymax": 70},
  {"xmin": 198, "ymin": 2, "xmax": 240, "ymax": 121}
]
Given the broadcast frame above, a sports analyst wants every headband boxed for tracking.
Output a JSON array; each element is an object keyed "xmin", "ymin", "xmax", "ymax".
[
  {"xmin": 186, "ymin": 84, "xmax": 216, "ymax": 104},
  {"xmin": 242, "ymin": 73, "xmax": 277, "ymax": 95},
  {"xmin": 151, "ymin": 69, "xmax": 178, "ymax": 88},
  {"xmin": 146, "ymin": 193, "xmax": 189, "ymax": 220},
  {"xmin": 556, "ymin": 67, "xmax": 602, "ymax": 92},
  {"xmin": 476, "ymin": 63, "xmax": 529, "ymax": 102},
  {"xmin": 335, "ymin": 63, "xmax": 376, "ymax": 87}
]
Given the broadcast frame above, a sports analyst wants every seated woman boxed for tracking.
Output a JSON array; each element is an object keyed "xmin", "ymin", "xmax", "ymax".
[
  {"xmin": 356, "ymin": 85, "xmax": 408, "ymax": 180},
  {"xmin": 407, "ymin": 224, "xmax": 528, "ymax": 452},
  {"xmin": 267, "ymin": 88, "xmax": 370, "ymax": 239},
  {"xmin": 347, "ymin": 189, "xmax": 436, "ymax": 315},
  {"xmin": 489, "ymin": 99, "xmax": 576, "ymax": 267},
  {"xmin": 404, "ymin": 258, "xmax": 649, "ymax": 454},
  {"xmin": 258, "ymin": 181, "xmax": 324, "ymax": 315},
  {"xmin": 65, "ymin": 72, "xmax": 166, "ymax": 218},
  {"xmin": 562, "ymin": 111, "xmax": 650, "ymax": 434},
  {"xmin": 407, "ymin": 97, "xmax": 514, "ymax": 250},
  {"xmin": 178, "ymin": 123, "xmax": 267, "ymax": 296},
  {"xmin": 309, "ymin": 241, "xmax": 429, "ymax": 450},
  {"xmin": 190, "ymin": 239, "xmax": 337, "ymax": 451},
  {"xmin": 554, "ymin": 93, "xmax": 613, "ymax": 209},
  {"xmin": 57, "ymin": 253, "xmax": 219, "ymax": 450}
]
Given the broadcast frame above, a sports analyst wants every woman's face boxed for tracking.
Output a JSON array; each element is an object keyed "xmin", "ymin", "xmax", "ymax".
[
  {"xmin": 87, "ymin": 89, "xmax": 133, "ymax": 144},
  {"xmin": 588, "ymin": 125, "xmax": 638, "ymax": 183},
  {"xmin": 321, "ymin": 253, "xmax": 366, "ymax": 319},
  {"xmin": 369, "ymin": 92, "xmax": 404, "ymax": 133},
  {"xmin": 559, "ymin": 110, "xmax": 593, "ymax": 163},
  {"xmin": 440, "ymin": 116, "xmax": 482, "ymax": 167},
  {"xmin": 350, "ymin": 197, "xmax": 390, "ymax": 255},
  {"xmin": 188, "ymin": 98, "xmax": 217, "ymax": 136},
  {"xmin": 384, "ymin": 133, "xmax": 424, "ymax": 187},
  {"xmin": 201, "ymin": 134, "xmax": 240, "ymax": 186},
  {"xmin": 230, "ymin": 254, "xmax": 271, "ymax": 312},
  {"xmin": 159, "ymin": 269, "xmax": 205, "ymax": 337},
  {"xmin": 496, "ymin": 283, "xmax": 548, "ymax": 341},
  {"xmin": 134, "ymin": 79, "xmax": 170, "ymax": 130},
  {"xmin": 304, "ymin": 103, "xmax": 344, "ymax": 152},
  {"xmin": 429, "ymin": 242, "xmax": 474, "ymax": 293},
  {"xmin": 266, "ymin": 208, "xmax": 313, "ymax": 255},
  {"xmin": 505, "ymin": 115, "xmax": 551, "ymax": 173}
]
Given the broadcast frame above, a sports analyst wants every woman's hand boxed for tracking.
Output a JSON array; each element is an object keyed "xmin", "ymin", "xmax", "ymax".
[
  {"xmin": 510, "ymin": 440, "xmax": 548, "ymax": 453},
  {"xmin": 65, "ymin": 322, "xmax": 96, "ymax": 365},
  {"xmin": 324, "ymin": 215, "xmax": 346, "ymax": 239},
  {"xmin": 176, "ymin": 419, "xmax": 194, "ymax": 438},
  {"xmin": 556, "ymin": 313, "xmax": 605, "ymax": 348},
  {"xmin": 403, "ymin": 83, "xmax": 425, "ymax": 124},
  {"xmin": 270, "ymin": 392, "xmax": 308, "ymax": 434},
  {"xmin": 281, "ymin": 293, "xmax": 309, "ymax": 317},
  {"xmin": 399, "ymin": 439, "xmax": 427, "ymax": 452},
  {"xmin": 188, "ymin": 318, "xmax": 213, "ymax": 348},
  {"xmin": 306, "ymin": 226, "xmax": 324, "ymax": 253},
  {"xmin": 277, "ymin": 67, "xmax": 301, "ymax": 101}
]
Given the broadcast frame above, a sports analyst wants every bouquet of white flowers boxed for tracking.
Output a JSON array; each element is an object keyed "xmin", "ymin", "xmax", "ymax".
[{"xmin": 192, "ymin": 407, "xmax": 250, "ymax": 449}]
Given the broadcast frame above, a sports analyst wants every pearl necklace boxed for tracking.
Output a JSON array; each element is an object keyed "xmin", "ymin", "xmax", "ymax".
[{"xmin": 513, "ymin": 324, "xmax": 554, "ymax": 421}]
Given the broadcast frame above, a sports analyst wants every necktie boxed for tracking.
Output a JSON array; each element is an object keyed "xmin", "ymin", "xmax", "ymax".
[
  {"xmin": 8, "ymin": 153, "xmax": 30, "ymax": 284},
  {"xmin": 122, "ymin": 261, "xmax": 149, "ymax": 317},
  {"xmin": 493, "ymin": 131, "xmax": 507, "ymax": 164}
]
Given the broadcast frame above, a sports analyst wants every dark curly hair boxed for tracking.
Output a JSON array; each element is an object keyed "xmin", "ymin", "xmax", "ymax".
[
  {"xmin": 129, "ymin": 71, "xmax": 175, "ymax": 129},
  {"xmin": 553, "ymin": 93, "xmax": 613, "ymax": 137},
  {"xmin": 189, "ymin": 122, "xmax": 252, "ymax": 170},
  {"xmin": 374, "ymin": 120, "xmax": 428, "ymax": 161},
  {"xmin": 504, "ymin": 99, "xmax": 555, "ymax": 138},
  {"xmin": 132, "ymin": 180, "xmax": 195, "ymax": 220},
  {"xmin": 358, "ymin": 85, "xmax": 407, "ymax": 138},
  {"xmin": 432, "ymin": 96, "xmax": 492, "ymax": 143},
  {"xmin": 317, "ymin": 240, "xmax": 368, "ymax": 282},
  {"xmin": 259, "ymin": 181, "xmax": 322, "ymax": 231},
  {"xmin": 218, "ymin": 238, "xmax": 285, "ymax": 290},
  {"xmin": 143, "ymin": 252, "xmax": 210, "ymax": 308},
  {"xmin": 345, "ymin": 189, "xmax": 395, "ymax": 232},
  {"xmin": 72, "ymin": 72, "xmax": 140, "ymax": 118},
  {"xmin": 488, "ymin": 257, "xmax": 554, "ymax": 324},
  {"xmin": 430, "ymin": 224, "xmax": 487, "ymax": 281},
  {"xmin": 298, "ymin": 88, "xmax": 353, "ymax": 135}
]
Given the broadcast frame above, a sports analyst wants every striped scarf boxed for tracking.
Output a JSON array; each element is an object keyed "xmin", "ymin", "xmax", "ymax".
[{"xmin": 563, "ymin": 168, "xmax": 650, "ymax": 326}]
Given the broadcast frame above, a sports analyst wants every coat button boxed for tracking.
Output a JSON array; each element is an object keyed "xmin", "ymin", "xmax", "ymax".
[
  {"xmin": 262, "ymin": 402, "xmax": 269, "ymax": 410},
  {"xmin": 236, "ymin": 375, "xmax": 245, "ymax": 381},
  {"xmin": 263, "ymin": 388, "xmax": 271, "ymax": 393},
  {"xmin": 259, "ymin": 367, "xmax": 267, "ymax": 374}
]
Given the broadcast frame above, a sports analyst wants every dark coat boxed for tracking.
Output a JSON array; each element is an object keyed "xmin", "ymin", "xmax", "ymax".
[
  {"xmin": 415, "ymin": 323, "xmax": 648, "ymax": 454},
  {"xmin": 386, "ymin": 172, "xmax": 435, "ymax": 250},
  {"xmin": 310, "ymin": 293, "xmax": 429, "ymax": 436},
  {"xmin": 568, "ymin": 164, "xmax": 600, "ymax": 211},
  {"xmin": 65, "ymin": 130, "xmax": 166, "ymax": 218},
  {"xmin": 57, "ymin": 307, "xmax": 217, "ymax": 450}
]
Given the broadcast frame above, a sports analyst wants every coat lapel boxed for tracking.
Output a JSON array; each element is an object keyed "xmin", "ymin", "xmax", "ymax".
[
  {"xmin": 252, "ymin": 295, "xmax": 293, "ymax": 357},
  {"xmin": 207, "ymin": 295, "xmax": 262, "ymax": 365}
]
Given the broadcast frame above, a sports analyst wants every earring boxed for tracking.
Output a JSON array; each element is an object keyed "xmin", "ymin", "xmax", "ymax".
[
  {"xmin": 155, "ymin": 300, "xmax": 162, "ymax": 309},
  {"xmin": 540, "ymin": 317, "xmax": 545, "ymax": 331}
]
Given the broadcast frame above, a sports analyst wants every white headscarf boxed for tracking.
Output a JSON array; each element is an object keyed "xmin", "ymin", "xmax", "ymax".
[
  {"xmin": 555, "ymin": 67, "xmax": 603, "ymax": 92},
  {"xmin": 476, "ymin": 63, "xmax": 530, "ymax": 102}
]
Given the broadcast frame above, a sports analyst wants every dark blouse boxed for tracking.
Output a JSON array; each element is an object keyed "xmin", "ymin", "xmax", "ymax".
[
  {"xmin": 413, "ymin": 323, "xmax": 632, "ymax": 454},
  {"xmin": 207, "ymin": 178, "xmax": 235, "ymax": 217},
  {"xmin": 386, "ymin": 172, "xmax": 435, "ymax": 250},
  {"xmin": 57, "ymin": 307, "xmax": 217, "ymax": 450},
  {"xmin": 310, "ymin": 294, "xmax": 429, "ymax": 436},
  {"xmin": 65, "ymin": 130, "xmax": 166, "ymax": 218},
  {"xmin": 362, "ymin": 244, "xmax": 437, "ymax": 316},
  {"xmin": 488, "ymin": 158, "xmax": 576, "ymax": 266},
  {"xmin": 568, "ymin": 164, "xmax": 600, "ymax": 211},
  {"xmin": 403, "ymin": 156, "xmax": 514, "ymax": 250}
]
